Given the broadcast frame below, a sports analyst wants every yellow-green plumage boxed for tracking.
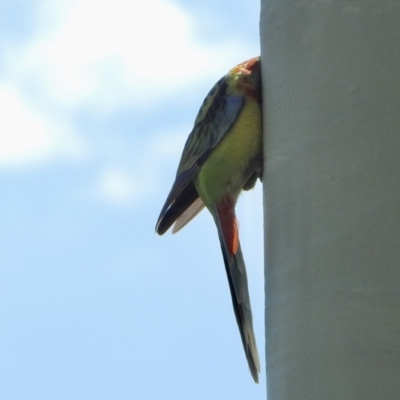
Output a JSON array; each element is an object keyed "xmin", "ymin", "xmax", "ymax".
[
  {"xmin": 195, "ymin": 92, "xmax": 262, "ymax": 207},
  {"xmin": 156, "ymin": 56, "xmax": 262, "ymax": 383}
]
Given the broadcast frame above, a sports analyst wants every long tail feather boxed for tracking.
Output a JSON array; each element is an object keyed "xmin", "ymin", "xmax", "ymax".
[{"xmin": 214, "ymin": 206, "xmax": 260, "ymax": 382}]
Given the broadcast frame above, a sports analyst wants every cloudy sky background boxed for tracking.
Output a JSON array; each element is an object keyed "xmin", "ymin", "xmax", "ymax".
[{"xmin": 0, "ymin": 1, "xmax": 264, "ymax": 398}]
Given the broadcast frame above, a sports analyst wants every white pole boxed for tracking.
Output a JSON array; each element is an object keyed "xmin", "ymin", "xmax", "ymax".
[{"xmin": 261, "ymin": 1, "xmax": 400, "ymax": 398}]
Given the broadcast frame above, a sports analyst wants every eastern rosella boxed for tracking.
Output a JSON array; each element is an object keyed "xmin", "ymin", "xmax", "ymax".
[{"xmin": 156, "ymin": 56, "xmax": 262, "ymax": 382}]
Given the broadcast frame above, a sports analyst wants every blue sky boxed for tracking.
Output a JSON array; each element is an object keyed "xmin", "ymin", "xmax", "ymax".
[{"xmin": 0, "ymin": 1, "xmax": 264, "ymax": 398}]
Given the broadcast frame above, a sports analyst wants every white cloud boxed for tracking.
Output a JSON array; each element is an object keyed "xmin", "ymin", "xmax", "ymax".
[
  {"xmin": 0, "ymin": 84, "xmax": 84, "ymax": 167},
  {"xmin": 6, "ymin": 0, "xmax": 256, "ymax": 112},
  {"xmin": 95, "ymin": 168, "xmax": 136, "ymax": 206},
  {"xmin": 93, "ymin": 127, "xmax": 188, "ymax": 207},
  {"xmin": 0, "ymin": 0, "xmax": 258, "ymax": 169}
]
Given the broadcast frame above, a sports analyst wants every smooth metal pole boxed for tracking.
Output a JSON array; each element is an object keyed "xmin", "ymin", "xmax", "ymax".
[{"xmin": 261, "ymin": 1, "xmax": 400, "ymax": 398}]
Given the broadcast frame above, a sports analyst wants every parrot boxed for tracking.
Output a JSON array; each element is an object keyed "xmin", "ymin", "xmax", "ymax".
[{"xmin": 155, "ymin": 56, "xmax": 262, "ymax": 383}]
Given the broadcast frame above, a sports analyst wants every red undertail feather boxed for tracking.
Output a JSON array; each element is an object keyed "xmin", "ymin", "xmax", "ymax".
[{"xmin": 216, "ymin": 199, "xmax": 239, "ymax": 255}]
